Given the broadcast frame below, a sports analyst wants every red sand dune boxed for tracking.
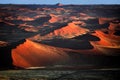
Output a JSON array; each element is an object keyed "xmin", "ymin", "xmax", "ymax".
[
  {"xmin": 91, "ymin": 29, "xmax": 120, "ymax": 55},
  {"xmin": 49, "ymin": 14, "xmax": 58, "ymax": 23},
  {"xmin": 90, "ymin": 19, "xmax": 120, "ymax": 55},
  {"xmin": 109, "ymin": 22, "xmax": 120, "ymax": 31},
  {"xmin": 79, "ymin": 13, "xmax": 95, "ymax": 20},
  {"xmin": 12, "ymin": 39, "xmax": 69, "ymax": 68},
  {"xmin": 46, "ymin": 22, "xmax": 89, "ymax": 39},
  {"xmin": 49, "ymin": 14, "xmax": 62, "ymax": 23},
  {"xmin": 33, "ymin": 22, "xmax": 89, "ymax": 41},
  {"xmin": 11, "ymin": 39, "xmax": 104, "ymax": 68},
  {"xmin": 91, "ymin": 21, "xmax": 120, "ymax": 46},
  {"xmin": 95, "ymin": 30, "xmax": 120, "ymax": 45},
  {"xmin": 98, "ymin": 18, "xmax": 116, "ymax": 24},
  {"xmin": 17, "ymin": 16, "xmax": 34, "ymax": 21}
]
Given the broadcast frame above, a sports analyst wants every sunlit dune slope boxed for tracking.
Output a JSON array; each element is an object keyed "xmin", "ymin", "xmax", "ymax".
[
  {"xmin": 40, "ymin": 22, "xmax": 89, "ymax": 40},
  {"xmin": 49, "ymin": 14, "xmax": 61, "ymax": 23},
  {"xmin": 91, "ymin": 25, "xmax": 120, "ymax": 55},
  {"xmin": 12, "ymin": 39, "xmax": 69, "ymax": 68},
  {"xmin": 98, "ymin": 18, "xmax": 116, "ymax": 24},
  {"xmin": 91, "ymin": 31, "xmax": 120, "ymax": 55}
]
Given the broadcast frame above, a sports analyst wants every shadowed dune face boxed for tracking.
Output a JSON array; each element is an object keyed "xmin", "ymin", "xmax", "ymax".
[
  {"xmin": 73, "ymin": 34, "xmax": 100, "ymax": 41},
  {"xmin": 0, "ymin": 39, "xmax": 26, "ymax": 69},
  {"xmin": 0, "ymin": 22, "xmax": 37, "ymax": 43},
  {"xmin": 12, "ymin": 39, "xmax": 69, "ymax": 68},
  {"xmin": 40, "ymin": 39, "xmax": 93, "ymax": 50}
]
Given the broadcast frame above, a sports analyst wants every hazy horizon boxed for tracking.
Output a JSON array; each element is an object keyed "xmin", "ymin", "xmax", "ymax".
[{"xmin": 0, "ymin": 0, "xmax": 120, "ymax": 4}]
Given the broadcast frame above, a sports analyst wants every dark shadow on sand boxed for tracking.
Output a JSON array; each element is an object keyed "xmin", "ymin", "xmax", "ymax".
[
  {"xmin": 72, "ymin": 34, "xmax": 100, "ymax": 41},
  {"xmin": 26, "ymin": 16, "xmax": 51, "ymax": 26},
  {"xmin": 40, "ymin": 39, "xmax": 94, "ymax": 50},
  {"xmin": 0, "ymin": 39, "xmax": 26, "ymax": 69},
  {"xmin": 114, "ymin": 30, "xmax": 120, "ymax": 36}
]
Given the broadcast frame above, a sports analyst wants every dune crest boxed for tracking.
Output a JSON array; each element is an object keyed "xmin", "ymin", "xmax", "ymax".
[
  {"xmin": 49, "ymin": 14, "xmax": 59, "ymax": 23},
  {"xmin": 12, "ymin": 39, "xmax": 69, "ymax": 68},
  {"xmin": 98, "ymin": 18, "xmax": 116, "ymax": 24},
  {"xmin": 91, "ymin": 22, "xmax": 120, "ymax": 55},
  {"xmin": 44, "ymin": 22, "xmax": 89, "ymax": 39}
]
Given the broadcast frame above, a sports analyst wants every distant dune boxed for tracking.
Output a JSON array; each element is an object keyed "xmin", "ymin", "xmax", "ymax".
[{"xmin": 38, "ymin": 22, "xmax": 89, "ymax": 40}]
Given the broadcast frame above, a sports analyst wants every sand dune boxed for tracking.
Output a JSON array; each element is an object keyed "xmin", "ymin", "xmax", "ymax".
[
  {"xmin": 44, "ymin": 22, "xmax": 89, "ymax": 39},
  {"xmin": 12, "ymin": 39, "xmax": 69, "ymax": 68},
  {"xmin": 49, "ymin": 14, "xmax": 60, "ymax": 23},
  {"xmin": 98, "ymin": 18, "xmax": 116, "ymax": 24},
  {"xmin": 91, "ymin": 30, "xmax": 120, "ymax": 55}
]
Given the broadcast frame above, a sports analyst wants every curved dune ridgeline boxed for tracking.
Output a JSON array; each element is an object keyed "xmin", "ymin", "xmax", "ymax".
[
  {"xmin": 91, "ymin": 18, "xmax": 120, "ymax": 55},
  {"xmin": 91, "ymin": 31, "xmax": 120, "ymax": 55},
  {"xmin": 49, "ymin": 14, "xmax": 60, "ymax": 23},
  {"xmin": 12, "ymin": 39, "xmax": 69, "ymax": 68},
  {"xmin": 41, "ymin": 22, "xmax": 89, "ymax": 40}
]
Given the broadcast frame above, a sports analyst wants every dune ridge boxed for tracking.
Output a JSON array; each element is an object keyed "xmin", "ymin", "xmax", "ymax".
[{"xmin": 12, "ymin": 39, "xmax": 69, "ymax": 68}]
